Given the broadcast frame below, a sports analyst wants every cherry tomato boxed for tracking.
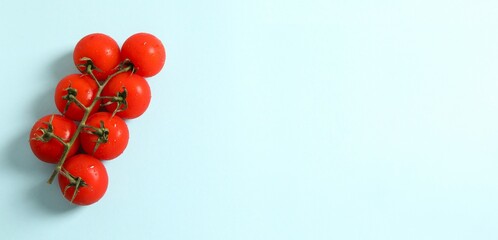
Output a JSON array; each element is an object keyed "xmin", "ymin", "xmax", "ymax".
[
  {"xmin": 101, "ymin": 72, "xmax": 151, "ymax": 119},
  {"xmin": 120, "ymin": 33, "xmax": 166, "ymax": 77},
  {"xmin": 73, "ymin": 33, "xmax": 120, "ymax": 81},
  {"xmin": 29, "ymin": 114, "xmax": 80, "ymax": 164},
  {"xmin": 58, "ymin": 154, "xmax": 108, "ymax": 205},
  {"xmin": 80, "ymin": 112, "xmax": 129, "ymax": 160},
  {"xmin": 54, "ymin": 74, "xmax": 99, "ymax": 121}
]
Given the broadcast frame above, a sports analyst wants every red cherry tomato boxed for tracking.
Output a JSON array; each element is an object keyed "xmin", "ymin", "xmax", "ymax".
[
  {"xmin": 101, "ymin": 72, "xmax": 151, "ymax": 119},
  {"xmin": 80, "ymin": 112, "xmax": 129, "ymax": 160},
  {"xmin": 73, "ymin": 33, "xmax": 120, "ymax": 80},
  {"xmin": 121, "ymin": 33, "xmax": 166, "ymax": 77},
  {"xmin": 58, "ymin": 154, "xmax": 108, "ymax": 205},
  {"xmin": 54, "ymin": 74, "xmax": 99, "ymax": 121},
  {"xmin": 29, "ymin": 114, "xmax": 80, "ymax": 164}
]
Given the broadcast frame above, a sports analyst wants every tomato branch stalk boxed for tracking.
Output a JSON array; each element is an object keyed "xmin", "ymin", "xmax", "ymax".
[{"xmin": 47, "ymin": 63, "xmax": 131, "ymax": 184}]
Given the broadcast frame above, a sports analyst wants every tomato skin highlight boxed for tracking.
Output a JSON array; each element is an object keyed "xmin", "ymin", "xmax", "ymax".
[
  {"xmin": 29, "ymin": 114, "xmax": 80, "ymax": 164},
  {"xmin": 80, "ymin": 112, "xmax": 129, "ymax": 160},
  {"xmin": 120, "ymin": 33, "xmax": 166, "ymax": 77},
  {"xmin": 58, "ymin": 154, "xmax": 108, "ymax": 205},
  {"xmin": 54, "ymin": 74, "xmax": 99, "ymax": 121},
  {"xmin": 73, "ymin": 33, "xmax": 120, "ymax": 80},
  {"xmin": 102, "ymin": 72, "xmax": 151, "ymax": 119}
]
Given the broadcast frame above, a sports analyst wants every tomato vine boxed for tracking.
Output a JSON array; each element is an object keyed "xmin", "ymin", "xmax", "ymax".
[
  {"xmin": 47, "ymin": 64, "xmax": 132, "ymax": 185},
  {"xmin": 29, "ymin": 32, "xmax": 166, "ymax": 205}
]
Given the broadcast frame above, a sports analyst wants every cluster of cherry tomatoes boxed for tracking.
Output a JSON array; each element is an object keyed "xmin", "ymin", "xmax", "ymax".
[{"xmin": 29, "ymin": 33, "xmax": 166, "ymax": 205}]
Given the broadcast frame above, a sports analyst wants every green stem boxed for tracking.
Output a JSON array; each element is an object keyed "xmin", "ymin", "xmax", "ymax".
[
  {"xmin": 67, "ymin": 95, "xmax": 87, "ymax": 111},
  {"xmin": 47, "ymin": 66, "xmax": 131, "ymax": 184}
]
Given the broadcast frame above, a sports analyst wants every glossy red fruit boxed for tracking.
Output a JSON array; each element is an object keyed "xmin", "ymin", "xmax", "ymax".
[
  {"xmin": 120, "ymin": 33, "xmax": 166, "ymax": 77},
  {"xmin": 101, "ymin": 72, "xmax": 151, "ymax": 119},
  {"xmin": 79, "ymin": 112, "xmax": 129, "ymax": 160},
  {"xmin": 73, "ymin": 33, "xmax": 120, "ymax": 80},
  {"xmin": 54, "ymin": 74, "xmax": 99, "ymax": 121},
  {"xmin": 29, "ymin": 114, "xmax": 80, "ymax": 164},
  {"xmin": 58, "ymin": 154, "xmax": 108, "ymax": 205}
]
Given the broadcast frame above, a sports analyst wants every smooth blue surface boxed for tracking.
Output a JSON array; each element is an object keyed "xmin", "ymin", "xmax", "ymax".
[{"xmin": 1, "ymin": 0, "xmax": 498, "ymax": 239}]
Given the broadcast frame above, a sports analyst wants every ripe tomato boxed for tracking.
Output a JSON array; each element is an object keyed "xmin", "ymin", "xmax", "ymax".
[
  {"xmin": 73, "ymin": 33, "xmax": 120, "ymax": 81},
  {"xmin": 80, "ymin": 112, "xmax": 129, "ymax": 160},
  {"xmin": 120, "ymin": 33, "xmax": 166, "ymax": 77},
  {"xmin": 58, "ymin": 154, "xmax": 108, "ymax": 205},
  {"xmin": 101, "ymin": 72, "xmax": 151, "ymax": 119},
  {"xmin": 29, "ymin": 114, "xmax": 80, "ymax": 164},
  {"xmin": 54, "ymin": 74, "xmax": 99, "ymax": 121}
]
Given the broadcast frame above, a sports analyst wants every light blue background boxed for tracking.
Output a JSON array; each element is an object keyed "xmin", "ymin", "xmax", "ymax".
[{"xmin": 1, "ymin": 0, "xmax": 497, "ymax": 239}]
